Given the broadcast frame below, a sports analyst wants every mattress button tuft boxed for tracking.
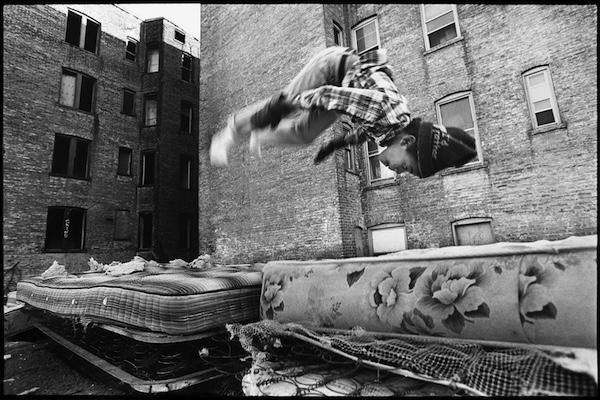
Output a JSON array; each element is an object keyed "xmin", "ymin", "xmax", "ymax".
[
  {"xmin": 71, "ymin": 299, "xmax": 76, "ymax": 305},
  {"xmin": 102, "ymin": 298, "xmax": 108, "ymax": 306}
]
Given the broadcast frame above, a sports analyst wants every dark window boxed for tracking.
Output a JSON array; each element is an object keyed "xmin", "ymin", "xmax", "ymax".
[
  {"xmin": 65, "ymin": 10, "xmax": 99, "ymax": 53},
  {"xmin": 181, "ymin": 53, "xmax": 193, "ymax": 82},
  {"xmin": 125, "ymin": 39, "xmax": 137, "ymax": 61},
  {"xmin": 122, "ymin": 89, "xmax": 135, "ymax": 116},
  {"xmin": 51, "ymin": 134, "xmax": 90, "ymax": 179},
  {"xmin": 174, "ymin": 30, "xmax": 185, "ymax": 43},
  {"xmin": 117, "ymin": 147, "xmax": 132, "ymax": 176},
  {"xmin": 178, "ymin": 214, "xmax": 192, "ymax": 249},
  {"xmin": 138, "ymin": 212, "xmax": 153, "ymax": 249},
  {"xmin": 45, "ymin": 206, "xmax": 86, "ymax": 251},
  {"xmin": 179, "ymin": 156, "xmax": 191, "ymax": 189},
  {"xmin": 333, "ymin": 21, "xmax": 343, "ymax": 45},
  {"xmin": 180, "ymin": 101, "xmax": 193, "ymax": 133},
  {"xmin": 59, "ymin": 69, "xmax": 96, "ymax": 112},
  {"xmin": 140, "ymin": 150, "xmax": 155, "ymax": 186},
  {"xmin": 114, "ymin": 210, "xmax": 130, "ymax": 240}
]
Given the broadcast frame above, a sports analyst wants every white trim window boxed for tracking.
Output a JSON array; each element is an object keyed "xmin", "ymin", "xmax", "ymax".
[
  {"xmin": 333, "ymin": 21, "xmax": 344, "ymax": 46},
  {"xmin": 451, "ymin": 217, "xmax": 494, "ymax": 246},
  {"xmin": 436, "ymin": 91, "xmax": 482, "ymax": 165},
  {"xmin": 366, "ymin": 139, "xmax": 395, "ymax": 183},
  {"xmin": 368, "ymin": 223, "xmax": 408, "ymax": 255},
  {"xmin": 523, "ymin": 66, "xmax": 561, "ymax": 129},
  {"xmin": 420, "ymin": 4, "xmax": 461, "ymax": 50},
  {"xmin": 351, "ymin": 17, "xmax": 380, "ymax": 54}
]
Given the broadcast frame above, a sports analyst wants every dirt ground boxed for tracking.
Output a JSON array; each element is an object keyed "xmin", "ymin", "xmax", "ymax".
[{"xmin": 3, "ymin": 329, "xmax": 243, "ymax": 396}]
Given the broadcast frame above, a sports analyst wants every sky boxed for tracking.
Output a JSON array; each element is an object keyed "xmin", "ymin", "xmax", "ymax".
[{"xmin": 116, "ymin": 3, "xmax": 201, "ymax": 40}]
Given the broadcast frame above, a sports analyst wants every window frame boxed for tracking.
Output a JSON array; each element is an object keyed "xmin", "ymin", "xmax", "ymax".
[
  {"xmin": 522, "ymin": 66, "xmax": 562, "ymax": 129},
  {"xmin": 138, "ymin": 212, "xmax": 153, "ymax": 250},
  {"xmin": 144, "ymin": 93, "xmax": 158, "ymax": 127},
  {"xmin": 125, "ymin": 37, "xmax": 138, "ymax": 61},
  {"xmin": 174, "ymin": 30, "xmax": 186, "ymax": 44},
  {"xmin": 65, "ymin": 9, "xmax": 100, "ymax": 54},
  {"xmin": 140, "ymin": 150, "xmax": 155, "ymax": 186},
  {"xmin": 451, "ymin": 217, "xmax": 495, "ymax": 246},
  {"xmin": 181, "ymin": 52, "xmax": 193, "ymax": 83},
  {"xmin": 50, "ymin": 133, "xmax": 90, "ymax": 180},
  {"xmin": 44, "ymin": 206, "xmax": 87, "ymax": 252},
  {"xmin": 59, "ymin": 68, "xmax": 96, "ymax": 113},
  {"xmin": 435, "ymin": 91, "xmax": 483, "ymax": 168},
  {"xmin": 117, "ymin": 146, "xmax": 132, "ymax": 176},
  {"xmin": 333, "ymin": 21, "xmax": 344, "ymax": 46},
  {"xmin": 420, "ymin": 4, "xmax": 461, "ymax": 51},
  {"xmin": 146, "ymin": 43, "xmax": 160, "ymax": 73},
  {"xmin": 351, "ymin": 16, "xmax": 381, "ymax": 55},
  {"xmin": 365, "ymin": 139, "xmax": 396, "ymax": 184},
  {"xmin": 368, "ymin": 223, "xmax": 408, "ymax": 256},
  {"xmin": 179, "ymin": 155, "xmax": 192, "ymax": 190},
  {"xmin": 122, "ymin": 88, "xmax": 136, "ymax": 116},
  {"xmin": 180, "ymin": 101, "xmax": 193, "ymax": 134}
]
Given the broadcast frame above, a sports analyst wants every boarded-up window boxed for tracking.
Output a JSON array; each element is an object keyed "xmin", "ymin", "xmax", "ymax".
[
  {"xmin": 369, "ymin": 224, "xmax": 407, "ymax": 255},
  {"xmin": 145, "ymin": 94, "xmax": 157, "ymax": 126},
  {"xmin": 114, "ymin": 210, "xmax": 130, "ymax": 240},
  {"xmin": 59, "ymin": 69, "xmax": 96, "ymax": 112},
  {"xmin": 452, "ymin": 218, "xmax": 495, "ymax": 246}
]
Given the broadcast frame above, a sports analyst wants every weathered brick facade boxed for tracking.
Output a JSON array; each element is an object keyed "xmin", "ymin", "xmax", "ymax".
[
  {"xmin": 199, "ymin": 4, "xmax": 596, "ymax": 263},
  {"xmin": 3, "ymin": 4, "xmax": 200, "ymax": 283}
]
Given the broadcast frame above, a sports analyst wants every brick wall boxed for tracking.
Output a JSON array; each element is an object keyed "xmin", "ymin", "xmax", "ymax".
[
  {"xmin": 3, "ymin": 4, "xmax": 143, "ymax": 279},
  {"xmin": 352, "ymin": 4, "xmax": 597, "ymax": 248},
  {"xmin": 199, "ymin": 4, "xmax": 347, "ymax": 263}
]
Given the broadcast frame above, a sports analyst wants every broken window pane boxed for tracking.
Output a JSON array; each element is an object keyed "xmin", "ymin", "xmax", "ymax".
[{"xmin": 60, "ymin": 71, "xmax": 77, "ymax": 107}]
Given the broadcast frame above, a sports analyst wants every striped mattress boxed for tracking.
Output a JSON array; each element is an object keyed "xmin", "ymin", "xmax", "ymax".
[{"xmin": 16, "ymin": 265, "xmax": 262, "ymax": 336}]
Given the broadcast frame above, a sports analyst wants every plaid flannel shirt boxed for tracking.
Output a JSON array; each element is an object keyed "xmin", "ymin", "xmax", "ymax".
[{"xmin": 297, "ymin": 47, "xmax": 410, "ymax": 145}]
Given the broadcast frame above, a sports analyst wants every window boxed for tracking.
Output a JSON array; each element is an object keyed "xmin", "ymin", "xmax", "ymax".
[
  {"xmin": 114, "ymin": 210, "xmax": 130, "ymax": 240},
  {"xmin": 138, "ymin": 212, "xmax": 153, "ymax": 249},
  {"xmin": 181, "ymin": 53, "xmax": 193, "ymax": 82},
  {"xmin": 59, "ymin": 69, "xmax": 96, "ymax": 112},
  {"xmin": 144, "ymin": 94, "xmax": 158, "ymax": 126},
  {"xmin": 122, "ymin": 89, "xmax": 135, "ymax": 116},
  {"xmin": 180, "ymin": 101, "xmax": 193, "ymax": 133},
  {"xmin": 117, "ymin": 147, "xmax": 132, "ymax": 176},
  {"xmin": 352, "ymin": 17, "xmax": 380, "ymax": 54},
  {"xmin": 140, "ymin": 150, "xmax": 155, "ymax": 186},
  {"xmin": 366, "ymin": 139, "xmax": 395, "ymax": 183},
  {"xmin": 125, "ymin": 38, "xmax": 137, "ymax": 61},
  {"xmin": 174, "ymin": 30, "xmax": 186, "ymax": 43},
  {"xmin": 523, "ymin": 66, "xmax": 561, "ymax": 129},
  {"xmin": 51, "ymin": 134, "xmax": 90, "ymax": 179},
  {"xmin": 333, "ymin": 21, "xmax": 344, "ymax": 46},
  {"xmin": 45, "ymin": 206, "xmax": 86, "ymax": 251},
  {"xmin": 436, "ymin": 91, "xmax": 481, "ymax": 164},
  {"xmin": 451, "ymin": 217, "xmax": 494, "ymax": 246},
  {"xmin": 178, "ymin": 214, "xmax": 192, "ymax": 249},
  {"xmin": 341, "ymin": 120, "xmax": 356, "ymax": 172},
  {"xmin": 421, "ymin": 4, "xmax": 460, "ymax": 50},
  {"xmin": 368, "ymin": 224, "xmax": 407, "ymax": 255},
  {"xmin": 146, "ymin": 43, "xmax": 159, "ymax": 73},
  {"xmin": 65, "ymin": 10, "xmax": 100, "ymax": 53},
  {"xmin": 180, "ymin": 156, "xmax": 192, "ymax": 190}
]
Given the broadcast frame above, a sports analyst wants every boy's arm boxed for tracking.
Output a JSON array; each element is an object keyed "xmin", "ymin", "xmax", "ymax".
[{"xmin": 313, "ymin": 130, "xmax": 368, "ymax": 164}]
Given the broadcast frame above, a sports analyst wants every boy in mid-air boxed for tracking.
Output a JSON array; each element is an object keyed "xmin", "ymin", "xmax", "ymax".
[{"xmin": 210, "ymin": 46, "xmax": 476, "ymax": 178}]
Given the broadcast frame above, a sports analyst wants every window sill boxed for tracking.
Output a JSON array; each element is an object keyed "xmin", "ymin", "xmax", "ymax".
[
  {"xmin": 65, "ymin": 41, "xmax": 98, "ymax": 56},
  {"xmin": 529, "ymin": 121, "xmax": 567, "ymax": 136},
  {"xmin": 364, "ymin": 178, "xmax": 397, "ymax": 191},
  {"xmin": 439, "ymin": 161, "xmax": 487, "ymax": 176},
  {"xmin": 57, "ymin": 103, "xmax": 96, "ymax": 116},
  {"xmin": 121, "ymin": 111, "xmax": 136, "ymax": 118},
  {"xmin": 49, "ymin": 173, "xmax": 90, "ymax": 181},
  {"xmin": 143, "ymin": 124, "xmax": 158, "ymax": 128},
  {"xmin": 423, "ymin": 36, "xmax": 464, "ymax": 56}
]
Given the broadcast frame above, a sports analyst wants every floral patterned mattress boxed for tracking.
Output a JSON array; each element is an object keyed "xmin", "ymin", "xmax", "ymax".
[
  {"xmin": 16, "ymin": 265, "xmax": 263, "ymax": 336},
  {"xmin": 260, "ymin": 235, "xmax": 597, "ymax": 348}
]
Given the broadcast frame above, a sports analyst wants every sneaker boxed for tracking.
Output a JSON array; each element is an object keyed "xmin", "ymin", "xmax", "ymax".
[
  {"xmin": 249, "ymin": 131, "xmax": 262, "ymax": 158},
  {"xmin": 210, "ymin": 116, "xmax": 237, "ymax": 166}
]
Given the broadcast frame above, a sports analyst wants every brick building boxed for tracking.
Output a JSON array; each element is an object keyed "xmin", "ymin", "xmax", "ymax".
[
  {"xmin": 199, "ymin": 4, "xmax": 597, "ymax": 263},
  {"xmin": 3, "ymin": 4, "xmax": 200, "ymax": 281}
]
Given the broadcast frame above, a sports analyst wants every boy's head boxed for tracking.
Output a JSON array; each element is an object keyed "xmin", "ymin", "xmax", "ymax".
[{"xmin": 378, "ymin": 118, "xmax": 477, "ymax": 178}]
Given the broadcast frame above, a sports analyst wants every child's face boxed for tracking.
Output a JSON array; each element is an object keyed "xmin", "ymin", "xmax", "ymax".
[{"xmin": 378, "ymin": 134, "xmax": 420, "ymax": 177}]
